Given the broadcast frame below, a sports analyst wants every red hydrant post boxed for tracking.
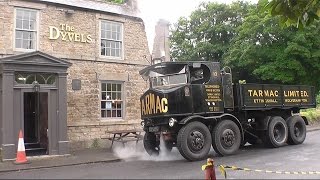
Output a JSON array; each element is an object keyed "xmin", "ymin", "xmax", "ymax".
[{"xmin": 201, "ymin": 158, "xmax": 216, "ymax": 180}]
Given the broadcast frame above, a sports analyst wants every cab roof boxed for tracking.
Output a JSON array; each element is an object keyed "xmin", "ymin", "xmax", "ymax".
[{"xmin": 139, "ymin": 61, "xmax": 218, "ymax": 76}]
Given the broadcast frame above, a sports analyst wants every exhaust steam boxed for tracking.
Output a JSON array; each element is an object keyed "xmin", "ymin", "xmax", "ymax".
[{"xmin": 113, "ymin": 135, "xmax": 184, "ymax": 162}]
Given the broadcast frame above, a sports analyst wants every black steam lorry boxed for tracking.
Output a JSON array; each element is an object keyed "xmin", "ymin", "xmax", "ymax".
[{"xmin": 139, "ymin": 61, "xmax": 316, "ymax": 161}]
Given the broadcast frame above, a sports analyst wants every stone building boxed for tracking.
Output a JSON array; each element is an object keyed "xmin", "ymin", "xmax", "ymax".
[
  {"xmin": 0, "ymin": 0, "xmax": 150, "ymax": 160},
  {"xmin": 151, "ymin": 19, "xmax": 170, "ymax": 64}
]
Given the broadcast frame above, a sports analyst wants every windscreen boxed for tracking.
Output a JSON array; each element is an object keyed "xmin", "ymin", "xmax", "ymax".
[{"xmin": 147, "ymin": 64, "xmax": 187, "ymax": 89}]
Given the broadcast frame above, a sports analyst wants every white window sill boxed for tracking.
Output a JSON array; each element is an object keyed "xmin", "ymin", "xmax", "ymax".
[
  {"xmin": 100, "ymin": 119, "xmax": 128, "ymax": 125},
  {"xmin": 100, "ymin": 118, "xmax": 124, "ymax": 122},
  {"xmin": 14, "ymin": 48, "xmax": 37, "ymax": 53},
  {"xmin": 99, "ymin": 55, "xmax": 124, "ymax": 61}
]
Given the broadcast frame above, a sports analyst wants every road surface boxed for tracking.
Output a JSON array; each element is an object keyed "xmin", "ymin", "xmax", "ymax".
[{"xmin": 0, "ymin": 130, "xmax": 319, "ymax": 179}]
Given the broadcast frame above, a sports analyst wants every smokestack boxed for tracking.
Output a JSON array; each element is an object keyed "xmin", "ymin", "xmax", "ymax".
[{"xmin": 125, "ymin": 0, "xmax": 139, "ymax": 13}]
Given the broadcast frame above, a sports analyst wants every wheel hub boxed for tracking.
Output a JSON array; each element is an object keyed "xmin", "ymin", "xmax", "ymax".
[
  {"xmin": 294, "ymin": 124, "xmax": 301, "ymax": 137},
  {"xmin": 189, "ymin": 131, "xmax": 205, "ymax": 151},
  {"xmin": 273, "ymin": 123, "xmax": 285, "ymax": 142},
  {"xmin": 221, "ymin": 129, "xmax": 235, "ymax": 147}
]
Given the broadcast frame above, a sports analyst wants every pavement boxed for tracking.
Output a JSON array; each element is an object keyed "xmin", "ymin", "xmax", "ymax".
[{"xmin": 0, "ymin": 125, "xmax": 319, "ymax": 173}]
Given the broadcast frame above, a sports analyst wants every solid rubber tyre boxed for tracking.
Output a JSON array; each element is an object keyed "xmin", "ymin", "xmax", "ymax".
[
  {"xmin": 177, "ymin": 122, "xmax": 212, "ymax": 161},
  {"xmin": 143, "ymin": 132, "xmax": 160, "ymax": 156},
  {"xmin": 212, "ymin": 120, "xmax": 241, "ymax": 156},
  {"xmin": 286, "ymin": 116, "xmax": 306, "ymax": 145},
  {"xmin": 264, "ymin": 116, "xmax": 288, "ymax": 148}
]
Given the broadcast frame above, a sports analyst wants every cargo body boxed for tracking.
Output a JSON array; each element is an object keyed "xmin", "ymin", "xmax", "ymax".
[
  {"xmin": 236, "ymin": 84, "xmax": 315, "ymax": 110},
  {"xmin": 139, "ymin": 61, "xmax": 316, "ymax": 161}
]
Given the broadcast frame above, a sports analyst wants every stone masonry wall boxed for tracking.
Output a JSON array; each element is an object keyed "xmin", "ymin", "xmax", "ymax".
[
  {"xmin": 0, "ymin": 0, "xmax": 151, "ymax": 150},
  {"xmin": 0, "ymin": 1, "xmax": 14, "ymax": 55},
  {"xmin": 66, "ymin": 60, "xmax": 149, "ymax": 150}
]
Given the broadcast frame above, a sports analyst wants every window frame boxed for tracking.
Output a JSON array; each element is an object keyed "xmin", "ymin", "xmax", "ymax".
[
  {"xmin": 100, "ymin": 20, "xmax": 124, "ymax": 60},
  {"xmin": 13, "ymin": 7, "xmax": 39, "ymax": 52},
  {"xmin": 100, "ymin": 81, "xmax": 125, "ymax": 120}
]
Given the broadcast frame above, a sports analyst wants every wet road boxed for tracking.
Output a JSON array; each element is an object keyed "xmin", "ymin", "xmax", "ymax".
[{"xmin": 0, "ymin": 130, "xmax": 319, "ymax": 179}]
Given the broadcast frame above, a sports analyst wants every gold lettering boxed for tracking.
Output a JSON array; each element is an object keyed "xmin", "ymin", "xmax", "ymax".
[
  {"xmin": 285, "ymin": 99, "xmax": 301, "ymax": 103},
  {"xmin": 86, "ymin": 35, "xmax": 93, "ymax": 43},
  {"xmin": 156, "ymin": 96, "xmax": 162, "ymax": 113},
  {"xmin": 205, "ymin": 85, "xmax": 219, "ymax": 88},
  {"xmin": 60, "ymin": 32, "xmax": 68, "ymax": 41},
  {"xmin": 259, "ymin": 90, "xmax": 263, "ymax": 97},
  {"xmin": 254, "ymin": 99, "xmax": 264, "ymax": 103},
  {"xmin": 274, "ymin": 90, "xmax": 278, "ymax": 97},
  {"xmin": 49, "ymin": 24, "xmax": 92, "ymax": 43},
  {"xmin": 49, "ymin": 26, "xmax": 60, "ymax": 40},
  {"xmin": 145, "ymin": 95, "xmax": 150, "ymax": 115},
  {"xmin": 60, "ymin": 24, "xmax": 66, "ymax": 31},
  {"xmin": 253, "ymin": 90, "xmax": 258, "ymax": 97},
  {"xmin": 65, "ymin": 24, "xmax": 72, "ymax": 32},
  {"xmin": 300, "ymin": 91, "xmax": 308, "ymax": 97},
  {"xmin": 161, "ymin": 98, "xmax": 168, "ymax": 113},
  {"xmin": 75, "ymin": 33, "xmax": 81, "ymax": 42},
  {"xmin": 149, "ymin": 93, "xmax": 155, "ymax": 114},
  {"xmin": 264, "ymin": 90, "xmax": 269, "ymax": 97},
  {"xmin": 81, "ymin": 34, "xmax": 87, "ymax": 43},
  {"xmin": 269, "ymin": 90, "xmax": 274, "ymax": 97},
  {"xmin": 265, "ymin": 99, "xmax": 277, "ymax": 103},
  {"xmin": 248, "ymin": 90, "xmax": 253, "ymax": 96},
  {"xmin": 141, "ymin": 100, "xmax": 145, "ymax": 115},
  {"xmin": 68, "ymin": 33, "xmax": 75, "ymax": 41}
]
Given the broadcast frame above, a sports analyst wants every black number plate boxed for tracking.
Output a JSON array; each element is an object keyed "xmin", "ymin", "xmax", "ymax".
[{"xmin": 149, "ymin": 126, "xmax": 159, "ymax": 132}]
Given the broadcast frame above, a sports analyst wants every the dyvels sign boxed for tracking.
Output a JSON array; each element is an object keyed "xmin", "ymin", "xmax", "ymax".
[{"xmin": 49, "ymin": 24, "xmax": 92, "ymax": 43}]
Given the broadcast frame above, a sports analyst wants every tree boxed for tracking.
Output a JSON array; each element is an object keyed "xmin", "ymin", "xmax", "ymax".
[
  {"xmin": 258, "ymin": 0, "xmax": 320, "ymax": 29},
  {"xmin": 106, "ymin": 0, "xmax": 125, "ymax": 4},
  {"xmin": 170, "ymin": 2, "xmax": 253, "ymax": 62},
  {"xmin": 224, "ymin": 8, "xmax": 320, "ymax": 90}
]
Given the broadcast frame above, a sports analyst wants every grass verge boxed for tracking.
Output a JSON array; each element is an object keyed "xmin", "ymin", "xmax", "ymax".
[{"xmin": 301, "ymin": 108, "xmax": 320, "ymax": 125}]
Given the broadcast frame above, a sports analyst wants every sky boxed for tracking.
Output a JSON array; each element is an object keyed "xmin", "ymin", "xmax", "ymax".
[{"xmin": 137, "ymin": 0, "xmax": 258, "ymax": 52}]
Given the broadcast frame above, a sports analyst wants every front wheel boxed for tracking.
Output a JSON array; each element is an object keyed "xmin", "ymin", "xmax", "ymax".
[
  {"xmin": 143, "ymin": 132, "xmax": 160, "ymax": 156},
  {"xmin": 212, "ymin": 120, "xmax": 241, "ymax": 156},
  {"xmin": 286, "ymin": 116, "xmax": 306, "ymax": 145},
  {"xmin": 177, "ymin": 122, "xmax": 212, "ymax": 161}
]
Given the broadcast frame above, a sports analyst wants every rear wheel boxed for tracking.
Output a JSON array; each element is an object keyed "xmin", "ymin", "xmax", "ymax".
[
  {"xmin": 264, "ymin": 116, "xmax": 288, "ymax": 148},
  {"xmin": 143, "ymin": 132, "xmax": 160, "ymax": 156},
  {"xmin": 286, "ymin": 116, "xmax": 306, "ymax": 145},
  {"xmin": 212, "ymin": 120, "xmax": 241, "ymax": 156},
  {"xmin": 177, "ymin": 122, "xmax": 212, "ymax": 161}
]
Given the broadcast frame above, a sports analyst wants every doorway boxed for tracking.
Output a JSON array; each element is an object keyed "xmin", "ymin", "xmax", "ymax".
[{"xmin": 23, "ymin": 92, "xmax": 48, "ymax": 156}]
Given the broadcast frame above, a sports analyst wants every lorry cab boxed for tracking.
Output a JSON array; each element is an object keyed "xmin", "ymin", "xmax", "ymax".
[{"xmin": 139, "ymin": 61, "xmax": 232, "ymax": 119}]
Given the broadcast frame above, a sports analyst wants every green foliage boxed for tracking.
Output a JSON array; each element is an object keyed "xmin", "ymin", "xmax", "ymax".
[
  {"xmin": 258, "ymin": 0, "xmax": 320, "ymax": 29},
  {"xmin": 301, "ymin": 108, "xmax": 320, "ymax": 123},
  {"xmin": 170, "ymin": 1, "xmax": 253, "ymax": 62},
  {"xmin": 171, "ymin": 1, "xmax": 320, "ymax": 91},
  {"xmin": 317, "ymin": 92, "xmax": 320, "ymax": 105},
  {"xmin": 224, "ymin": 8, "xmax": 320, "ymax": 90},
  {"xmin": 106, "ymin": 0, "xmax": 124, "ymax": 4}
]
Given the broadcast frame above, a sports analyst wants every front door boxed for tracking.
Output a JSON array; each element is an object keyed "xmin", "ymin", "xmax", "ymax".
[{"xmin": 23, "ymin": 92, "xmax": 48, "ymax": 156}]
